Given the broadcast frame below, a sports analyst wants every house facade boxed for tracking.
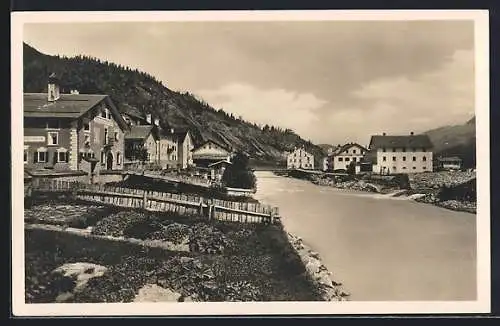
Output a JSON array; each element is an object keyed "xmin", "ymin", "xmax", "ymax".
[
  {"xmin": 437, "ymin": 156, "xmax": 462, "ymax": 171},
  {"xmin": 191, "ymin": 139, "xmax": 232, "ymax": 168},
  {"xmin": 329, "ymin": 143, "xmax": 368, "ymax": 171},
  {"xmin": 368, "ymin": 132, "xmax": 433, "ymax": 174},
  {"xmin": 24, "ymin": 74, "xmax": 128, "ymax": 174},
  {"xmin": 158, "ymin": 128, "xmax": 179, "ymax": 169},
  {"xmin": 124, "ymin": 125, "xmax": 159, "ymax": 163},
  {"xmin": 287, "ymin": 147, "xmax": 314, "ymax": 170},
  {"xmin": 175, "ymin": 130, "xmax": 194, "ymax": 169}
]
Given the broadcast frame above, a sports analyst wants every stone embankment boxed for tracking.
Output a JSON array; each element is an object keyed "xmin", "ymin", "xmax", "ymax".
[{"xmin": 286, "ymin": 233, "xmax": 350, "ymax": 301}]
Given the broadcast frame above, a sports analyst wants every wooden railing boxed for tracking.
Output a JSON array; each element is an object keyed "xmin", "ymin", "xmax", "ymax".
[
  {"xmin": 30, "ymin": 178, "xmax": 280, "ymax": 225},
  {"xmin": 125, "ymin": 169, "xmax": 213, "ymax": 188}
]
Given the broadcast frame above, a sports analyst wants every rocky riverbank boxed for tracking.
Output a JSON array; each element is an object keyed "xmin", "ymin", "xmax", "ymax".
[
  {"xmin": 25, "ymin": 202, "xmax": 343, "ymax": 303},
  {"xmin": 277, "ymin": 170, "xmax": 477, "ymax": 214}
]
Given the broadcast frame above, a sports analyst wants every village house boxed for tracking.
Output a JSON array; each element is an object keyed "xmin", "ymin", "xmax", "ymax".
[
  {"xmin": 124, "ymin": 124, "xmax": 160, "ymax": 164},
  {"xmin": 287, "ymin": 147, "xmax": 314, "ymax": 170},
  {"xmin": 24, "ymin": 73, "xmax": 128, "ymax": 175},
  {"xmin": 328, "ymin": 143, "xmax": 368, "ymax": 172},
  {"xmin": 191, "ymin": 138, "xmax": 233, "ymax": 168},
  {"xmin": 437, "ymin": 156, "xmax": 463, "ymax": 171},
  {"xmin": 175, "ymin": 129, "xmax": 194, "ymax": 169},
  {"xmin": 368, "ymin": 132, "xmax": 434, "ymax": 174}
]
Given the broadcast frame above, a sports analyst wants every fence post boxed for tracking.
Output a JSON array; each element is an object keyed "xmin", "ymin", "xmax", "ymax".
[{"xmin": 143, "ymin": 191, "xmax": 148, "ymax": 210}]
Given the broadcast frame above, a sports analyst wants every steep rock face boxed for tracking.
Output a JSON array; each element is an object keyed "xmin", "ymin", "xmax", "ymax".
[{"xmin": 23, "ymin": 43, "xmax": 325, "ymax": 167}]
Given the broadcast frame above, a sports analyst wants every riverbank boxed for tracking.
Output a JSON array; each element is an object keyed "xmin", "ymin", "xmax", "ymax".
[
  {"xmin": 25, "ymin": 201, "xmax": 346, "ymax": 302},
  {"xmin": 275, "ymin": 170, "xmax": 476, "ymax": 214}
]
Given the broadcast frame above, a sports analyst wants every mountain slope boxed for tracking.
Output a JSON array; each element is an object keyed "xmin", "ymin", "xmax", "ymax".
[
  {"xmin": 424, "ymin": 117, "xmax": 476, "ymax": 168},
  {"xmin": 23, "ymin": 43, "xmax": 325, "ymax": 167}
]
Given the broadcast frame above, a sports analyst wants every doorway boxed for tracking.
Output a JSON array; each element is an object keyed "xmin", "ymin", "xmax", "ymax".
[{"xmin": 106, "ymin": 152, "xmax": 113, "ymax": 170}]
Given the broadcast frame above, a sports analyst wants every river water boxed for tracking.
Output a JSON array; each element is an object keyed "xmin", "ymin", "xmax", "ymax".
[{"xmin": 253, "ymin": 171, "xmax": 477, "ymax": 301}]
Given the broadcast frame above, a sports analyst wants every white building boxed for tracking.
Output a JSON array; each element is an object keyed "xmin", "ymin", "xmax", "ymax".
[
  {"xmin": 287, "ymin": 147, "xmax": 314, "ymax": 170},
  {"xmin": 368, "ymin": 132, "xmax": 434, "ymax": 174},
  {"xmin": 329, "ymin": 143, "xmax": 368, "ymax": 171}
]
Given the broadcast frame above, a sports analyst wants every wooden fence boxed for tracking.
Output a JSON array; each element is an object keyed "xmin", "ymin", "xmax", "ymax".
[
  {"xmin": 30, "ymin": 178, "xmax": 280, "ymax": 225},
  {"xmin": 125, "ymin": 170, "xmax": 213, "ymax": 188}
]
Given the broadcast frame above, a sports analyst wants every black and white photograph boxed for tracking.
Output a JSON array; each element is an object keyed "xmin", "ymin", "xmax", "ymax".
[{"xmin": 11, "ymin": 10, "xmax": 490, "ymax": 316}]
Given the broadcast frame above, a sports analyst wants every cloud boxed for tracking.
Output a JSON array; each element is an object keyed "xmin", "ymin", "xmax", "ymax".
[
  {"xmin": 325, "ymin": 48, "xmax": 475, "ymax": 143},
  {"xmin": 197, "ymin": 83, "xmax": 327, "ymax": 137}
]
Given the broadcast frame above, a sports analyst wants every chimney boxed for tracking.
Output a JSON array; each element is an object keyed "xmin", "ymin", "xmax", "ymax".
[
  {"xmin": 146, "ymin": 114, "xmax": 152, "ymax": 124},
  {"xmin": 382, "ymin": 132, "xmax": 386, "ymax": 136},
  {"xmin": 154, "ymin": 118, "xmax": 160, "ymax": 126},
  {"xmin": 410, "ymin": 131, "xmax": 414, "ymax": 136},
  {"xmin": 47, "ymin": 73, "xmax": 60, "ymax": 102}
]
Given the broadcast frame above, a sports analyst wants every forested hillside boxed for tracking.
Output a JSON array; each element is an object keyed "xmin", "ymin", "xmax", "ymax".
[
  {"xmin": 23, "ymin": 43, "xmax": 325, "ymax": 167},
  {"xmin": 424, "ymin": 116, "xmax": 476, "ymax": 168}
]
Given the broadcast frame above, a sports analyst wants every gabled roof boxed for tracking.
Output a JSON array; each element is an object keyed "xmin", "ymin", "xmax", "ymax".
[
  {"xmin": 332, "ymin": 143, "xmax": 368, "ymax": 156},
  {"xmin": 368, "ymin": 134, "xmax": 433, "ymax": 150},
  {"xmin": 24, "ymin": 93, "xmax": 129, "ymax": 131},
  {"xmin": 192, "ymin": 138, "xmax": 232, "ymax": 152},
  {"xmin": 208, "ymin": 160, "xmax": 232, "ymax": 168},
  {"xmin": 125, "ymin": 125, "xmax": 156, "ymax": 140},
  {"xmin": 24, "ymin": 93, "xmax": 108, "ymax": 118}
]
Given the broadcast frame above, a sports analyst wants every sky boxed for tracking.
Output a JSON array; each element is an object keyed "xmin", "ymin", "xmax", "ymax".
[{"xmin": 23, "ymin": 20, "xmax": 475, "ymax": 146}]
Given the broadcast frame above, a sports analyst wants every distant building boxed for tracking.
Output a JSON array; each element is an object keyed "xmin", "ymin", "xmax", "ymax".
[
  {"xmin": 124, "ymin": 125, "xmax": 159, "ymax": 163},
  {"xmin": 23, "ymin": 73, "xmax": 128, "ymax": 174},
  {"xmin": 328, "ymin": 143, "xmax": 368, "ymax": 172},
  {"xmin": 287, "ymin": 147, "xmax": 314, "ymax": 170},
  {"xmin": 368, "ymin": 132, "xmax": 433, "ymax": 174},
  {"xmin": 175, "ymin": 129, "xmax": 194, "ymax": 169},
  {"xmin": 437, "ymin": 156, "xmax": 462, "ymax": 171},
  {"xmin": 191, "ymin": 138, "xmax": 232, "ymax": 168}
]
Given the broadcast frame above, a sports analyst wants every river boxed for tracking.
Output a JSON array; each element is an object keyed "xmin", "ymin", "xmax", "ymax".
[{"xmin": 253, "ymin": 171, "xmax": 477, "ymax": 301}]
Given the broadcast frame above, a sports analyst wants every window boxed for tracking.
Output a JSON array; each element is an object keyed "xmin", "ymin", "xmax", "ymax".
[
  {"xmin": 46, "ymin": 120, "xmax": 60, "ymax": 129},
  {"xmin": 353, "ymin": 150, "xmax": 357, "ymax": 154},
  {"xmin": 392, "ymin": 156, "xmax": 396, "ymax": 161},
  {"xmin": 101, "ymin": 108, "xmax": 111, "ymax": 119},
  {"xmin": 402, "ymin": 167, "xmax": 407, "ymax": 170},
  {"xmin": 345, "ymin": 157, "xmax": 350, "ymax": 162},
  {"xmin": 116, "ymin": 152, "xmax": 122, "ymax": 165},
  {"xmin": 48, "ymin": 132, "xmax": 58, "ymax": 145},
  {"xmin": 24, "ymin": 149, "xmax": 28, "ymax": 163},
  {"xmin": 413, "ymin": 167, "xmax": 416, "ymax": 170},
  {"xmin": 84, "ymin": 134, "xmax": 91, "ymax": 145},
  {"xmin": 114, "ymin": 131, "xmax": 119, "ymax": 141},
  {"xmin": 338, "ymin": 157, "xmax": 343, "ymax": 162},
  {"xmin": 36, "ymin": 148, "xmax": 48, "ymax": 163},
  {"xmin": 101, "ymin": 151, "xmax": 105, "ymax": 164},
  {"xmin": 423, "ymin": 166, "xmax": 427, "ymax": 170},
  {"xmin": 402, "ymin": 156, "xmax": 406, "ymax": 161},
  {"xmin": 383, "ymin": 156, "xmax": 387, "ymax": 162},
  {"xmin": 57, "ymin": 149, "xmax": 68, "ymax": 163},
  {"xmin": 423, "ymin": 156, "xmax": 427, "ymax": 162},
  {"xmin": 83, "ymin": 122, "xmax": 91, "ymax": 132},
  {"xmin": 104, "ymin": 128, "xmax": 109, "ymax": 144},
  {"xmin": 412, "ymin": 156, "xmax": 416, "ymax": 161},
  {"xmin": 352, "ymin": 157, "xmax": 356, "ymax": 162}
]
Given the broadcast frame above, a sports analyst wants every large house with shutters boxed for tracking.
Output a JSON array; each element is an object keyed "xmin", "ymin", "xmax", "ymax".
[
  {"xmin": 23, "ymin": 73, "xmax": 129, "ymax": 174},
  {"xmin": 367, "ymin": 132, "xmax": 434, "ymax": 174},
  {"xmin": 327, "ymin": 142, "xmax": 368, "ymax": 171}
]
